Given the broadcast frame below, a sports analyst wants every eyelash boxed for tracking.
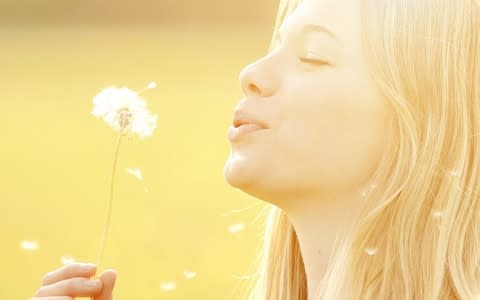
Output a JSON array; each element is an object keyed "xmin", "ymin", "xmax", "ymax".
[{"xmin": 276, "ymin": 37, "xmax": 330, "ymax": 66}]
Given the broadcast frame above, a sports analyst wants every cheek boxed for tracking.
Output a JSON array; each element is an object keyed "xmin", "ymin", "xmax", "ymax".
[{"xmin": 275, "ymin": 77, "xmax": 390, "ymax": 185}]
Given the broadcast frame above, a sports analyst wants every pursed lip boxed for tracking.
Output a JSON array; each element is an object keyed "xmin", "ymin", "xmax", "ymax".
[{"xmin": 232, "ymin": 110, "xmax": 269, "ymax": 129}]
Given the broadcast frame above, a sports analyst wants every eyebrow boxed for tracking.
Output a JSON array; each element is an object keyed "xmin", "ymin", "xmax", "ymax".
[{"xmin": 279, "ymin": 23, "xmax": 340, "ymax": 45}]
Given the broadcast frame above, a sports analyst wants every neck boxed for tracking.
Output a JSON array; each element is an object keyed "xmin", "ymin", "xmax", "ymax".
[{"xmin": 281, "ymin": 185, "xmax": 375, "ymax": 299}]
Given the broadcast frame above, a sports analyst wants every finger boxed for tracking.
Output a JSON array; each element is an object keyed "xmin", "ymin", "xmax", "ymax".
[
  {"xmin": 42, "ymin": 263, "xmax": 97, "ymax": 286},
  {"xmin": 95, "ymin": 269, "xmax": 117, "ymax": 300},
  {"xmin": 35, "ymin": 277, "xmax": 103, "ymax": 298},
  {"xmin": 30, "ymin": 297, "xmax": 74, "ymax": 300}
]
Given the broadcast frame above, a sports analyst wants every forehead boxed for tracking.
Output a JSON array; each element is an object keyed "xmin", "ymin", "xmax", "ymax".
[{"xmin": 279, "ymin": 0, "xmax": 361, "ymax": 48}]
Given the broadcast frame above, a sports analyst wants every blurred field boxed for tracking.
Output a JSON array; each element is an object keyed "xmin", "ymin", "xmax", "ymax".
[{"xmin": 0, "ymin": 24, "xmax": 274, "ymax": 299}]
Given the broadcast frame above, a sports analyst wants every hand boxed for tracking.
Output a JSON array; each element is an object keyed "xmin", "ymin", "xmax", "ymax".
[{"xmin": 31, "ymin": 262, "xmax": 117, "ymax": 300}]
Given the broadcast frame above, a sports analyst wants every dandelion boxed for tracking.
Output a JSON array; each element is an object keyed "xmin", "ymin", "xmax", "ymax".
[
  {"xmin": 92, "ymin": 84, "xmax": 158, "ymax": 139},
  {"xmin": 91, "ymin": 82, "xmax": 158, "ymax": 278},
  {"xmin": 20, "ymin": 240, "xmax": 38, "ymax": 251}
]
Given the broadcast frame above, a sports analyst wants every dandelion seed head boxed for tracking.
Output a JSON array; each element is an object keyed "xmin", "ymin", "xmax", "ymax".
[
  {"xmin": 129, "ymin": 110, "xmax": 158, "ymax": 139},
  {"xmin": 92, "ymin": 85, "xmax": 157, "ymax": 139},
  {"xmin": 184, "ymin": 270, "xmax": 197, "ymax": 279},
  {"xmin": 228, "ymin": 222, "xmax": 245, "ymax": 233},
  {"xmin": 160, "ymin": 281, "xmax": 177, "ymax": 292},
  {"xmin": 117, "ymin": 107, "xmax": 134, "ymax": 134},
  {"xmin": 20, "ymin": 240, "xmax": 38, "ymax": 251},
  {"xmin": 364, "ymin": 247, "xmax": 378, "ymax": 256}
]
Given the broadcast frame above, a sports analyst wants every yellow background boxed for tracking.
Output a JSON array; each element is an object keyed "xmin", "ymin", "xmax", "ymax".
[{"xmin": 0, "ymin": 1, "xmax": 277, "ymax": 298}]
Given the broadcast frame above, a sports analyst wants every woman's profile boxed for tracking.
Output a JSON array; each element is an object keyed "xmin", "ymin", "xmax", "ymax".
[{"xmin": 31, "ymin": 0, "xmax": 480, "ymax": 299}]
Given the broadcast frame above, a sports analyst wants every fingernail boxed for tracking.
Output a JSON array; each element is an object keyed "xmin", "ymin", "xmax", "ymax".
[{"xmin": 84, "ymin": 279, "xmax": 100, "ymax": 287}]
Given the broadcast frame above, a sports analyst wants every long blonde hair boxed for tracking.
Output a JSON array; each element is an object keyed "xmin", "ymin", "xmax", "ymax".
[{"xmin": 230, "ymin": 0, "xmax": 480, "ymax": 299}]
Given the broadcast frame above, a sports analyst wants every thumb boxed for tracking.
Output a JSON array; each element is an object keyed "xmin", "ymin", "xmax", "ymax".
[{"xmin": 94, "ymin": 269, "xmax": 117, "ymax": 300}]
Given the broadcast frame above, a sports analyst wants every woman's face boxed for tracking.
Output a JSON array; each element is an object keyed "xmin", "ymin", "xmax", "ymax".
[{"xmin": 224, "ymin": 0, "xmax": 392, "ymax": 202}]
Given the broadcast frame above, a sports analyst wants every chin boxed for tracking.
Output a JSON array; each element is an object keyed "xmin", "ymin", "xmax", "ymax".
[
  {"xmin": 223, "ymin": 158, "xmax": 275, "ymax": 203},
  {"xmin": 223, "ymin": 157, "xmax": 300, "ymax": 208},
  {"xmin": 223, "ymin": 153, "xmax": 260, "ymax": 188},
  {"xmin": 224, "ymin": 160, "xmax": 249, "ymax": 188}
]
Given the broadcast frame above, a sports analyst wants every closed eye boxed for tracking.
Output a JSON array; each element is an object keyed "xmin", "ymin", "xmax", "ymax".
[{"xmin": 299, "ymin": 57, "xmax": 329, "ymax": 66}]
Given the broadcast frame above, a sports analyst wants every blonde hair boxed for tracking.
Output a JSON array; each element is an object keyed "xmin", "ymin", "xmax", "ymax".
[{"xmin": 230, "ymin": 0, "xmax": 480, "ymax": 299}]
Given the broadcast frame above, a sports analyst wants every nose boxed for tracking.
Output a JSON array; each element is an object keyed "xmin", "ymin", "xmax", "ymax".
[{"xmin": 239, "ymin": 56, "xmax": 279, "ymax": 98}]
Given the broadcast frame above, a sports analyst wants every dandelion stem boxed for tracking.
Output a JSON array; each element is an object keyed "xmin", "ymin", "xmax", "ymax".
[{"xmin": 95, "ymin": 132, "xmax": 123, "ymax": 273}]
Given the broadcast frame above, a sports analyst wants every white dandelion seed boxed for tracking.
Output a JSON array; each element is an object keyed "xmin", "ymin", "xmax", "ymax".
[
  {"xmin": 220, "ymin": 202, "xmax": 261, "ymax": 217},
  {"xmin": 160, "ymin": 281, "xmax": 177, "ymax": 292},
  {"xmin": 228, "ymin": 222, "xmax": 245, "ymax": 233},
  {"xmin": 364, "ymin": 247, "xmax": 378, "ymax": 256},
  {"xmin": 20, "ymin": 240, "xmax": 38, "ymax": 251},
  {"xmin": 232, "ymin": 274, "xmax": 254, "ymax": 280},
  {"xmin": 432, "ymin": 210, "xmax": 444, "ymax": 220},
  {"xmin": 61, "ymin": 256, "xmax": 76, "ymax": 265},
  {"xmin": 147, "ymin": 81, "xmax": 157, "ymax": 89},
  {"xmin": 360, "ymin": 183, "xmax": 378, "ymax": 197},
  {"xmin": 92, "ymin": 85, "xmax": 158, "ymax": 139},
  {"xmin": 183, "ymin": 270, "xmax": 197, "ymax": 279},
  {"xmin": 136, "ymin": 81, "xmax": 158, "ymax": 95},
  {"xmin": 126, "ymin": 167, "xmax": 143, "ymax": 181},
  {"xmin": 446, "ymin": 170, "xmax": 459, "ymax": 177},
  {"xmin": 126, "ymin": 167, "xmax": 149, "ymax": 192}
]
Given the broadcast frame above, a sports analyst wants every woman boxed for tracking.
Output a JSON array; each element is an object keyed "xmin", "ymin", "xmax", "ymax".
[{"xmin": 31, "ymin": 0, "xmax": 480, "ymax": 299}]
